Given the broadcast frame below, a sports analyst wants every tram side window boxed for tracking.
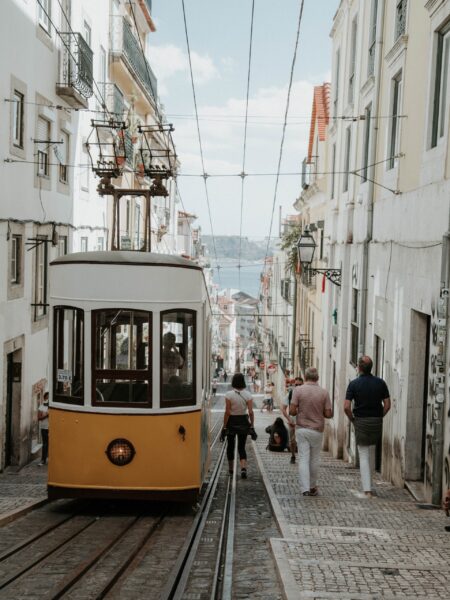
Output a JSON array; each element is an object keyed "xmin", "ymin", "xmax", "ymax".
[
  {"xmin": 54, "ymin": 307, "xmax": 84, "ymax": 404},
  {"xmin": 161, "ymin": 311, "xmax": 196, "ymax": 407},
  {"xmin": 93, "ymin": 309, "xmax": 151, "ymax": 406}
]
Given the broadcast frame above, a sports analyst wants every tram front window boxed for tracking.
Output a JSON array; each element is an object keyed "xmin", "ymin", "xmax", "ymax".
[
  {"xmin": 161, "ymin": 310, "xmax": 195, "ymax": 408},
  {"xmin": 53, "ymin": 307, "xmax": 84, "ymax": 404},
  {"xmin": 93, "ymin": 309, "xmax": 152, "ymax": 406}
]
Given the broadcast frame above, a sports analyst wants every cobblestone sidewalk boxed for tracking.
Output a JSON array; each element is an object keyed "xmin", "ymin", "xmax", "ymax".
[
  {"xmin": 0, "ymin": 460, "xmax": 47, "ymax": 525},
  {"xmin": 252, "ymin": 411, "xmax": 450, "ymax": 600}
]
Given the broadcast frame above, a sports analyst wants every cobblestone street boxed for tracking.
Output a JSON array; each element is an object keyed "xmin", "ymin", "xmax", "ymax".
[
  {"xmin": 253, "ymin": 410, "xmax": 450, "ymax": 600},
  {"xmin": 0, "ymin": 404, "xmax": 449, "ymax": 598}
]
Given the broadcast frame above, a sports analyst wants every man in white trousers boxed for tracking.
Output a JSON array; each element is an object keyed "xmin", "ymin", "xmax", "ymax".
[
  {"xmin": 344, "ymin": 356, "xmax": 391, "ymax": 498},
  {"xmin": 290, "ymin": 368, "xmax": 332, "ymax": 496}
]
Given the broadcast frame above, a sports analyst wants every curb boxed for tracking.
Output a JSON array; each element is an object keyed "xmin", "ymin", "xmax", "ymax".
[{"xmin": 0, "ymin": 496, "xmax": 48, "ymax": 527}]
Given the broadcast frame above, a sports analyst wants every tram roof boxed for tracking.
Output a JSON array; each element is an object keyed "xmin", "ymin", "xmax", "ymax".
[{"xmin": 50, "ymin": 251, "xmax": 203, "ymax": 271}]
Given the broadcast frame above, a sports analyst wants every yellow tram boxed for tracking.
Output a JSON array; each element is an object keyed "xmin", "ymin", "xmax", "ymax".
[{"xmin": 47, "ymin": 251, "xmax": 212, "ymax": 501}]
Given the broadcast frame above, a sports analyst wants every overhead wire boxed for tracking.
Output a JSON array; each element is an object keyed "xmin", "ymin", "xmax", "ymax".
[
  {"xmin": 260, "ymin": 0, "xmax": 306, "ymax": 294},
  {"xmin": 238, "ymin": 0, "xmax": 256, "ymax": 290},
  {"xmin": 180, "ymin": 0, "xmax": 221, "ymax": 284}
]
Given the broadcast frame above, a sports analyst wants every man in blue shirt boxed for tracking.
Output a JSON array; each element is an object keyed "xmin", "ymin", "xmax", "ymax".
[{"xmin": 344, "ymin": 356, "xmax": 391, "ymax": 497}]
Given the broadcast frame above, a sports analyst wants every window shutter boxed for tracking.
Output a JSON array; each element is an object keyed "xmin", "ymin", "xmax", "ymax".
[{"xmin": 37, "ymin": 118, "xmax": 50, "ymax": 151}]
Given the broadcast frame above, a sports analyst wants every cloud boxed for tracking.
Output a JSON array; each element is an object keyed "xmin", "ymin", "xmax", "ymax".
[{"xmin": 149, "ymin": 44, "xmax": 219, "ymax": 92}]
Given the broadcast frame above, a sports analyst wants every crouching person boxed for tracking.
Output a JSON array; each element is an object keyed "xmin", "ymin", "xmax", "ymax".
[{"xmin": 265, "ymin": 417, "xmax": 288, "ymax": 452}]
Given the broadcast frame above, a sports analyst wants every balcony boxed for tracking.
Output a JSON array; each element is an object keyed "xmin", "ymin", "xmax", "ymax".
[
  {"xmin": 103, "ymin": 83, "xmax": 125, "ymax": 119},
  {"xmin": 111, "ymin": 17, "xmax": 158, "ymax": 106},
  {"xmin": 56, "ymin": 32, "xmax": 93, "ymax": 109}
]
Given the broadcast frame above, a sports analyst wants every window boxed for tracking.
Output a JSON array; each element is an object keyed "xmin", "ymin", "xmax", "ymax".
[
  {"xmin": 97, "ymin": 236, "xmax": 104, "ymax": 251},
  {"xmin": 59, "ymin": 131, "xmax": 69, "ymax": 183},
  {"xmin": 362, "ymin": 104, "xmax": 372, "ymax": 181},
  {"xmin": 38, "ymin": 0, "xmax": 51, "ymax": 33},
  {"xmin": 99, "ymin": 46, "xmax": 107, "ymax": 103},
  {"xmin": 58, "ymin": 235, "xmax": 67, "ymax": 256},
  {"xmin": 12, "ymin": 91, "xmax": 24, "ymax": 148},
  {"xmin": 431, "ymin": 23, "xmax": 450, "ymax": 148},
  {"xmin": 350, "ymin": 288, "xmax": 359, "ymax": 366},
  {"xmin": 37, "ymin": 117, "xmax": 50, "ymax": 177},
  {"xmin": 83, "ymin": 20, "xmax": 91, "ymax": 46},
  {"xmin": 53, "ymin": 307, "xmax": 84, "ymax": 404},
  {"xmin": 348, "ymin": 18, "xmax": 358, "ymax": 104},
  {"xmin": 343, "ymin": 126, "xmax": 351, "ymax": 192},
  {"xmin": 395, "ymin": 0, "xmax": 407, "ymax": 40},
  {"xmin": 330, "ymin": 143, "xmax": 336, "ymax": 199},
  {"xmin": 368, "ymin": 0, "xmax": 378, "ymax": 77},
  {"xmin": 161, "ymin": 310, "xmax": 196, "ymax": 408},
  {"xmin": 34, "ymin": 236, "xmax": 48, "ymax": 319},
  {"xmin": 93, "ymin": 309, "xmax": 152, "ymax": 406},
  {"xmin": 333, "ymin": 49, "xmax": 340, "ymax": 117},
  {"xmin": 80, "ymin": 237, "xmax": 88, "ymax": 252},
  {"xmin": 11, "ymin": 235, "xmax": 22, "ymax": 284},
  {"xmin": 388, "ymin": 73, "xmax": 402, "ymax": 169}
]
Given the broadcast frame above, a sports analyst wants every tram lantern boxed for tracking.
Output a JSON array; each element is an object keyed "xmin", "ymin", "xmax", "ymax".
[
  {"xmin": 138, "ymin": 123, "xmax": 176, "ymax": 196},
  {"xmin": 86, "ymin": 119, "xmax": 127, "ymax": 179}
]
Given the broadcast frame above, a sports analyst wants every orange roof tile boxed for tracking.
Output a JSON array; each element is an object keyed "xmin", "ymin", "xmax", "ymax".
[{"xmin": 307, "ymin": 83, "xmax": 330, "ymax": 163}]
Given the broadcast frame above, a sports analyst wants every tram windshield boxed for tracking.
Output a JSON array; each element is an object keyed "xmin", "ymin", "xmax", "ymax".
[
  {"xmin": 161, "ymin": 310, "xmax": 195, "ymax": 407},
  {"xmin": 53, "ymin": 307, "xmax": 84, "ymax": 404},
  {"xmin": 93, "ymin": 309, "xmax": 152, "ymax": 406}
]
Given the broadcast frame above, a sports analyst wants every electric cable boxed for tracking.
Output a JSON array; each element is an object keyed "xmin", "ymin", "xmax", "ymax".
[
  {"xmin": 180, "ymin": 0, "xmax": 221, "ymax": 284},
  {"xmin": 238, "ymin": 0, "xmax": 256, "ymax": 290}
]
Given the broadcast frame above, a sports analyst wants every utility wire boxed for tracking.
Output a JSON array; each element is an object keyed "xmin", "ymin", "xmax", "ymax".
[
  {"xmin": 238, "ymin": 0, "xmax": 256, "ymax": 289},
  {"xmin": 261, "ymin": 0, "xmax": 306, "ymax": 290},
  {"xmin": 181, "ymin": 0, "xmax": 220, "ymax": 284}
]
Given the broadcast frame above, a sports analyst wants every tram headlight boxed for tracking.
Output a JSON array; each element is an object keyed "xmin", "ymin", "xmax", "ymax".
[{"xmin": 106, "ymin": 438, "xmax": 135, "ymax": 466}]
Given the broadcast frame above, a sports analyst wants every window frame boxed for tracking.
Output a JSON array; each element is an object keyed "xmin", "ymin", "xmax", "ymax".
[
  {"xmin": 10, "ymin": 234, "xmax": 22, "ymax": 284},
  {"xmin": 34, "ymin": 236, "xmax": 48, "ymax": 320},
  {"xmin": 350, "ymin": 288, "xmax": 359, "ymax": 366},
  {"xmin": 91, "ymin": 308, "xmax": 153, "ymax": 408},
  {"xmin": 53, "ymin": 305, "xmax": 85, "ymax": 406},
  {"xmin": 388, "ymin": 72, "xmax": 402, "ymax": 170},
  {"xmin": 80, "ymin": 237, "xmax": 88, "ymax": 252},
  {"xmin": 38, "ymin": 0, "xmax": 51, "ymax": 34},
  {"xmin": 333, "ymin": 49, "xmax": 341, "ymax": 118},
  {"xmin": 362, "ymin": 103, "xmax": 372, "ymax": 182},
  {"xmin": 160, "ymin": 309, "xmax": 197, "ymax": 409},
  {"xmin": 12, "ymin": 90, "xmax": 24, "ymax": 148},
  {"xmin": 395, "ymin": 0, "xmax": 407, "ymax": 41},
  {"xmin": 348, "ymin": 17, "xmax": 358, "ymax": 105},
  {"xmin": 59, "ymin": 130, "xmax": 69, "ymax": 184},
  {"xmin": 343, "ymin": 126, "xmax": 351, "ymax": 192},
  {"xmin": 36, "ymin": 117, "xmax": 51, "ymax": 178},
  {"xmin": 431, "ymin": 22, "xmax": 450, "ymax": 148},
  {"xmin": 367, "ymin": 0, "xmax": 378, "ymax": 78}
]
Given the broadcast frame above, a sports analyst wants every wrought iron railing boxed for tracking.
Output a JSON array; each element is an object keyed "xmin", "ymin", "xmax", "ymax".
[
  {"xmin": 145, "ymin": 0, "xmax": 152, "ymax": 13},
  {"xmin": 111, "ymin": 17, "xmax": 158, "ymax": 103},
  {"xmin": 299, "ymin": 337, "xmax": 314, "ymax": 374},
  {"xmin": 124, "ymin": 129, "xmax": 134, "ymax": 168},
  {"xmin": 58, "ymin": 32, "xmax": 93, "ymax": 99},
  {"xmin": 103, "ymin": 83, "xmax": 125, "ymax": 119},
  {"xmin": 395, "ymin": 0, "xmax": 407, "ymax": 40}
]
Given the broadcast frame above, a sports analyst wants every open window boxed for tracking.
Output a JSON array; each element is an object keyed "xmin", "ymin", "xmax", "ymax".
[
  {"xmin": 92, "ymin": 309, "xmax": 152, "ymax": 406},
  {"xmin": 53, "ymin": 306, "xmax": 84, "ymax": 404},
  {"xmin": 161, "ymin": 310, "xmax": 196, "ymax": 408}
]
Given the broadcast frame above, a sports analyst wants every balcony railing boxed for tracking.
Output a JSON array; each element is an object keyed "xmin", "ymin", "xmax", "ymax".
[
  {"xmin": 111, "ymin": 17, "xmax": 158, "ymax": 104},
  {"xmin": 103, "ymin": 82, "xmax": 125, "ymax": 119},
  {"xmin": 57, "ymin": 32, "xmax": 93, "ymax": 108}
]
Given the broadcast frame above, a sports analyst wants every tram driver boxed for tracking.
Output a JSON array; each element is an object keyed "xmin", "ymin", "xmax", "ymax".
[{"xmin": 162, "ymin": 332, "xmax": 185, "ymax": 383}]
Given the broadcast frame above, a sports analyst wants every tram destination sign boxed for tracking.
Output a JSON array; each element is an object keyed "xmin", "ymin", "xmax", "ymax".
[{"xmin": 57, "ymin": 369, "xmax": 72, "ymax": 383}]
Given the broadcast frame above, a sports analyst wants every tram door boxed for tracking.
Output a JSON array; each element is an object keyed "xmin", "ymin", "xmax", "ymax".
[{"xmin": 4, "ymin": 351, "xmax": 21, "ymax": 467}]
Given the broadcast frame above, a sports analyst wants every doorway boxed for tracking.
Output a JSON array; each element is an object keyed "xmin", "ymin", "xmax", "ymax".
[
  {"xmin": 4, "ymin": 349, "xmax": 22, "ymax": 468},
  {"xmin": 405, "ymin": 311, "xmax": 430, "ymax": 483},
  {"xmin": 374, "ymin": 335, "xmax": 385, "ymax": 472}
]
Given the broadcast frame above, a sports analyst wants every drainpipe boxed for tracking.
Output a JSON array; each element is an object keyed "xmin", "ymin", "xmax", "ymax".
[
  {"xmin": 431, "ymin": 223, "xmax": 450, "ymax": 506},
  {"xmin": 291, "ymin": 275, "xmax": 298, "ymax": 376},
  {"xmin": 359, "ymin": 0, "xmax": 386, "ymax": 355}
]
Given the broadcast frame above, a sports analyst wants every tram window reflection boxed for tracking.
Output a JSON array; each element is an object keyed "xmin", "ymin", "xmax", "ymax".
[
  {"xmin": 53, "ymin": 307, "xmax": 84, "ymax": 405},
  {"xmin": 161, "ymin": 310, "xmax": 196, "ymax": 407},
  {"xmin": 92, "ymin": 309, "xmax": 152, "ymax": 407}
]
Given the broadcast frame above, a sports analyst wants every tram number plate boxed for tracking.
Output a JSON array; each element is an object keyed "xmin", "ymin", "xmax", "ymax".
[{"xmin": 57, "ymin": 369, "xmax": 72, "ymax": 383}]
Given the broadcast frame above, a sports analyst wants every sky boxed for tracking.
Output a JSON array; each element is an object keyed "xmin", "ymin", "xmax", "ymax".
[{"xmin": 148, "ymin": 0, "xmax": 339, "ymax": 241}]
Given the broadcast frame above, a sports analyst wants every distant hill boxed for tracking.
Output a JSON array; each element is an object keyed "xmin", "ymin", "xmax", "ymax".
[{"xmin": 202, "ymin": 236, "xmax": 276, "ymax": 261}]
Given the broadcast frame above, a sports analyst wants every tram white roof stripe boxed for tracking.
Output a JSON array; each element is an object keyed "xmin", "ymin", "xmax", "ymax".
[{"xmin": 50, "ymin": 251, "xmax": 203, "ymax": 271}]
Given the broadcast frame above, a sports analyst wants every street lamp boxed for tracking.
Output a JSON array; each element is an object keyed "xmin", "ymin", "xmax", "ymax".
[{"xmin": 296, "ymin": 227, "xmax": 341, "ymax": 286}]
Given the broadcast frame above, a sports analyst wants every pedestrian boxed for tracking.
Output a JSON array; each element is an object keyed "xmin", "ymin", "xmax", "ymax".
[
  {"xmin": 261, "ymin": 381, "xmax": 274, "ymax": 412},
  {"xmin": 254, "ymin": 376, "xmax": 261, "ymax": 393},
  {"xmin": 344, "ymin": 355, "xmax": 391, "ymax": 498},
  {"xmin": 281, "ymin": 376, "xmax": 303, "ymax": 463},
  {"xmin": 221, "ymin": 372, "xmax": 255, "ymax": 479},
  {"xmin": 444, "ymin": 489, "xmax": 450, "ymax": 531},
  {"xmin": 223, "ymin": 370, "xmax": 228, "ymax": 383},
  {"xmin": 38, "ymin": 391, "xmax": 49, "ymax": 466},
  {"xmin": 290, "ymin": 367, "xmax": 332, "ymax": 496},
  {"xmin": 212, "ymin": 377, "xmax": 218, "ymax": 397},
  {"xmin": 265, "ymin": 417, "xmax": 288, "ymax": 452}
]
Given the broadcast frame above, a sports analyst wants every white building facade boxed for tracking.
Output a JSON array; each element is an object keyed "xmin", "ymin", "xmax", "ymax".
[{"xmin": 324, "ymin": 0, "xmax": 450, "ymax": 504}]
